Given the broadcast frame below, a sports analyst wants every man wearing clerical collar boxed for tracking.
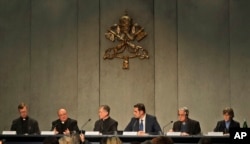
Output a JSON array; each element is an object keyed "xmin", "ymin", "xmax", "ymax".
[
  {"xmin": 10, "ymin": 102, "xmax": 40, "ymax": 135},
  {"xmin": 51, "ymin": 108, "xmax": 79, "ymax": 135},
  {"xmin": 170, "ymin": 107, "xmax": 201, "ymax": 135},
  {"xmin": 93, "ymin": 105, "xmax": 118, "ymax": 135}
]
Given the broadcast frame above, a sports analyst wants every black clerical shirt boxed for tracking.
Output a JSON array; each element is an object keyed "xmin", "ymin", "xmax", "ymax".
[
  {"xmin": 21, "ymin": 117, "xmax": 28, "ymax": 134},
  {"xmin": 51, "ymin": 118, "xmax": 79, "ymax": 134},
  {"xmin": 93, "ymin": 117, "xmax": 118, "ymax": 134},
  {"xmin": 10, "ymin": 116, "xmax": 40, "ymax": 134}
]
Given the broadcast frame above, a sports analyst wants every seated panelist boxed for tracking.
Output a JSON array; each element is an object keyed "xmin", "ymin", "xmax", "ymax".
[
  {"xmin": 10, "ymin": 102, "xmax": 40, "ymax": 135},
  {"xmin": 213, "ymin": 107, "xmax": 240, "ymax": 134},
  {"xmin": 124, "ymin": 103, "xmax": 162, "ymax": 135},
  {"xmin": 93, "ymin": 105, "xmax": 118, "ymax": 135},
  {"xmin": 51, "ymin": 108, "xmax": 79, "ymax": 135},
  {"xmin": 169, "ymin": 107, "xmax": 201, "ymax": 135}
]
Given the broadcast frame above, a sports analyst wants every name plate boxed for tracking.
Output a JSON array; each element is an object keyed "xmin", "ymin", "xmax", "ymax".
[
  {"xmin": 41, "ymin": 131, "xmax": 55, "ymax": 135},
  {"xmin": 166, "ymin": 132, "xmax": 181, "ymax": 136},
  {"xmin": 207, "ymin": 132, "xmax": 224, "ymax": 136},
  {"xmin": 123, "ymin": 131, "xmax": 137, "ymax": 136},
  {"xmin": 2, "ymin": 131, "xmax": 16, "ymax": 135},
  {"xmin": 85, "ymin": 131, "xmax": 100, "ymax": 135}
]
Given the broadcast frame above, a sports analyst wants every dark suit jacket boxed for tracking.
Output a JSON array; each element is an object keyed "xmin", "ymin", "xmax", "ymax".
[
  {"xmin": 214, "ymin": 119, "xmax": 240, "ymax": 133},
  {"xmin": 172, "ymin": 118, "xmax": 201, "ymax": 135},
  {"xmin": 124, "ymin": 114, "xmax": 162, "ymax": 134},
  {"xmin": 10, "ymin": 116, "xmax": 40, "ymax": 134},
  {"xmin": 51, "ymin": 118, "xmax": 79, "ymax": 134},
  {"xmin": 93, "ymin": 117, "xmax": 118, "ymax": 134}
]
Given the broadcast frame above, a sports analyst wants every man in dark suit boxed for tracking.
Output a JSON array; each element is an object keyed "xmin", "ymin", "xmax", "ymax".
[
  {"xmin": 124, "ymin": 103, "xmax": 162, "ymax": 135},
  {"xmin": 214, "ymin": 107, "xmax": 240, "ymax": 134},
  {"xmin": 51, "ymin": 108, "xmax": 79, "ymax": 135},
  {"xmin": 10, "ymin": 102, "xmax": 40, "ymax": 134},
  {"xmin": 93, "ymin": 105, "xmax": 118, "ymax": 134},
  {"xmin": 170, "ymin": 107, "xmax": 201, "ymax": 135}
]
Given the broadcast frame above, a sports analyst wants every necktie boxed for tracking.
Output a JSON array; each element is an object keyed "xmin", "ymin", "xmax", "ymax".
[{"xmin": 139, "ymin": 120, "xmax": 143, "ymax": 131}]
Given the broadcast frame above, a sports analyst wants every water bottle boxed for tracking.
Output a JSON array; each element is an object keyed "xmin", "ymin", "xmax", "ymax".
[{"xmin": 243, "ymin": 119, "xmax": 248, "ymax": 128}]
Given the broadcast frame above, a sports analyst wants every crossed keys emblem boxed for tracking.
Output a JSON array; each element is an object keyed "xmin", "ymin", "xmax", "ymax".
[{"xmin": 103, "ymin": 12, "xmax": 149, "ymax": 69}]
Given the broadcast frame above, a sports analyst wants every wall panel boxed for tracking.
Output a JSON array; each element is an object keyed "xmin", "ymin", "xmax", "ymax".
[
  {"xmin": 100, "ymin": 0, "xmax": 154, "ymax": 130},
  {"xmin": 77, "ymin": 0, "xmax": 100, "ymax": 130},
  {"xmin": 30, "ymin": 0, "xmax": 78, "ymax": 130},
  {"xmin": 0, "ymin": 0, "xmax": 30, "ymax": 131},
  {"xmin": 154, "ymin": 0, "xmax": 178, "ymax": 130},
  {"xmin": 178, "ymin": 0, "xmax": 230, "ymax": 133},
  {"xmin": 230, "ymin": 0, "xmax": 250, "ymax": 125}
]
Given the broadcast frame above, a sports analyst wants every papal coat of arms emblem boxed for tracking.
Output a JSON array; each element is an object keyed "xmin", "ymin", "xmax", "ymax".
[{"xmin": 103, "ymin": 12, "xmax": 149, "ymax": 69}]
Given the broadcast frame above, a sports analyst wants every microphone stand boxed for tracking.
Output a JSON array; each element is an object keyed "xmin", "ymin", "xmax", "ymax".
[
  {"xmin": 80, "ymin": 119, "xmax": 91, "ymax": 134},
  {"xmin": 162, "ymin": 121, "xmax": 173, "ymax": 135}
]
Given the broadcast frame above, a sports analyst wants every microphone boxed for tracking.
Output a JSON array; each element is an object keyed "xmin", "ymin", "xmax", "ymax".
[
  {"xmin": 80, "ymin": 118, "xmax": 91, "ymax": 133},
  {"xmin": 162, "ymin": 121, "xmax": 173, "ymax": 133}
]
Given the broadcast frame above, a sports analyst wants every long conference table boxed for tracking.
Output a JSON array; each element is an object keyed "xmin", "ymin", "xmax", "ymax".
[{"xmin": 0, "ymin": 134, "xmax": 230, "ymax": 144}]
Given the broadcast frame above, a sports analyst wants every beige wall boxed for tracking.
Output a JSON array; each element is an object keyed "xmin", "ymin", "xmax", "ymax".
[{"xmin": 0, "ymin": 0, "xmax": 250, "ymax": 134}]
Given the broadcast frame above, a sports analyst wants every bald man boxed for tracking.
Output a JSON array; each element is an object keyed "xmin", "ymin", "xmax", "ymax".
[{"xmin": 51, "ymin": 108, "xmax": 79, "ymax": 135}]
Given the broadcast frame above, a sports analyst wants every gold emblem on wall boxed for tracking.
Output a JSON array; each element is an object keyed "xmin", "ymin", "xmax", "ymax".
[{"xmin": 103, "ymin": 12, "xmax": 149, "ymax": 69}]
